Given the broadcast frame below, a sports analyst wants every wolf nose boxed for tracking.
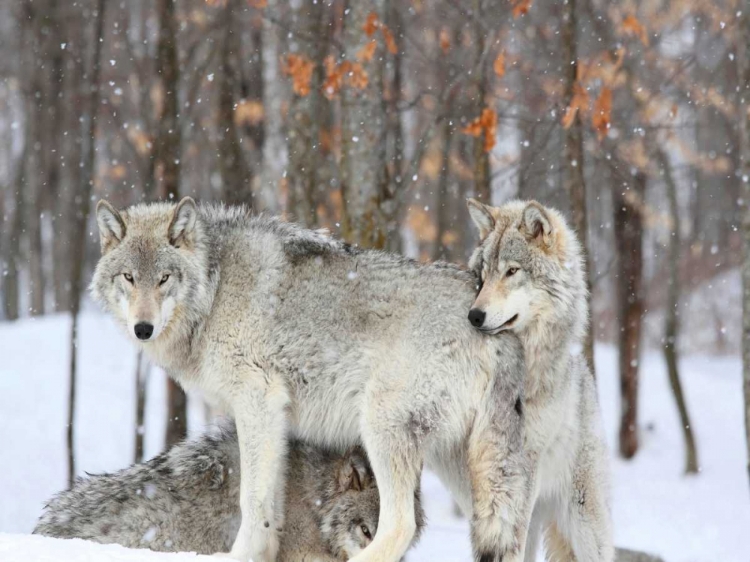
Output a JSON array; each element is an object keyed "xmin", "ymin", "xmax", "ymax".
[
  {"xmin": 134, "ymin": 322, "xmax": 154, "ymax": 340},
  {"xmin": 468, "ymin": 308, "xmax": 486, "ymax": 328}
]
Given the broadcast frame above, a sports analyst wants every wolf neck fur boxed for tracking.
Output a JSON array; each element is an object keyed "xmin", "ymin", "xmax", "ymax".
[{"xmin": 519, "ymin": 268, "xmax": 587, "ymax": 401}]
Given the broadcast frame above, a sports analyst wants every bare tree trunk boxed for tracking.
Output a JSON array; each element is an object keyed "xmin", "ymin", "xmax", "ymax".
[
  {"xmin": 2, "ymin": 153, "xmax": 25, "ymax": 321},
  {"xmin": 737, "ymin": 1, "xmax": 750, "ymax": 491},
  {"xmin": 340, "ymin": 0, "xmax": 387, "ymax": 249},
  {"xmin": 434, "ymin": 116, "xmax": 455, "ymax": 261},
  {"xmin": 614, "ymin": 171, "xmax": 645, "ymax": 459},
  {"xmin": 286, "ymin": 0, "xmax": 325, "ymax": 228},
  {"xmin": 382, "ymin": 0, "xmax": 405, "ymax": 252},
  {"xmin": 218, "ymin": 0, "xmax": 253, "ymax": 207},
  {"xmin": 155, "ymin": 0, "xmax": 187, "ymax": 449},
  {"xmin": 155, "ymin": 0, "xmax": 180, "ymax": 202},
  {"xmin": 134, "ymin": 351, "xmax": 150, "ymax": 463},
  {"xmin": 657, "ymin": 148, "xmax": 699, "ymax": 474},
  {"xmin": 44, "ymin": 5, "xmax": 67, "ymax": 313},
  {"xmin": 471, "ymin": 0, "xmax": 490, "ymax": 203},
  {"xmin": 67, "ymin": 0, "xmax": 106, "ymax": 487},
  {"xmin": 56, "ymin": 9, "xmax": 86, "ymax": 313},
  {"xmin": 165, "ymin": 378, "xmax": 187, "ymax": 447},
  {"xmin": 21, "ymin": 0, "xmax": 48, "ymax": 316},
  {"xmin": 561, "ymin": 0, "xmax": 595, "ymax": 376}
]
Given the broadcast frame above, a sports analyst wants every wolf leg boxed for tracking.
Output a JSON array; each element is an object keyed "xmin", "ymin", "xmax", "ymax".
[
  {"xmin": 553, "ymin": 450, "xmax": 614, "ymax": 562},
  {"xmin": 467, "ymin": 380, "xmax": 532, "ymax": 562},
  {"xmin": 523, "ymin": 503, "xmax": 547, "ymax": 562},
  {"xmin": 543, "ymin": 522, "xmax": 575, "ymax": 562},
  {"xmin": 347, "ymin": 408, "xmax": 422, "ymax": 562},
  {"xmin": 225, "ymin": 375, "xmax": 290, "ymax": 562}
]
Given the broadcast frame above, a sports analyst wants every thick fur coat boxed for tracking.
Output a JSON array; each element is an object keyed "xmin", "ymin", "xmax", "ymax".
[
  {"xmin": 90, "ymin": 199, "xmax": 528, "ymax": 562},
  {"xmin": 466, "ymin": 199, "xmax": 614, "ymax": 562}
]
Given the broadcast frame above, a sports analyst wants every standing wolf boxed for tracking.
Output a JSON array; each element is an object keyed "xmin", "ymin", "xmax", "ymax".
[
  {"xmin": 91, "ymin": 198, "xmax": 529, "ymax": 562},
  {"xmin": 465, "ymin": 199, "xmax": 613, "ymax": 562},
  {"xmin": 35, "ymin": 421, "xmax": 424, "ymax": 560}
]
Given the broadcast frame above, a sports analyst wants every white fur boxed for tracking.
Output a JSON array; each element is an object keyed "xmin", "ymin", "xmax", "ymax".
[
  {"xmin": 91, "ymin": 201, "xmax": 530, "ymax": 562},
  {"xmin": 468, "ymin": 199, "xmax": 614, "ymax": 562}
]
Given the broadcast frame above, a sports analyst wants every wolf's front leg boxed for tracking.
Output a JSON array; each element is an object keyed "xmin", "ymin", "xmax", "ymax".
[
  {"xmin": 468, "ymin": 447, "xmax": 534, "ymax": 562},
  {"xmin": 348, "ymin": 413, "xmax": 423, "ymax": 562},
  {"xmin": 225, "ymin": 376, "xmax": 290, "ymax": 562},
  {"xmin": 467, "ymin": 384, "xmax": 533, "ymax": 562}
]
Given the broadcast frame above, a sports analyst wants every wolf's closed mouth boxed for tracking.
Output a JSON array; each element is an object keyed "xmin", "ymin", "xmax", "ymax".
[
  {"xmin": 500, "ymin": 314, "xmax": 518, "ymax": 329},
  {"xmin": 480, "ymin": 314, "xmax": 518, "ymax": 334}
]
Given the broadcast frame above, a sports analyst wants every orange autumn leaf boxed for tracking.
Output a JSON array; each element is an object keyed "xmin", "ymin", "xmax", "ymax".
[
  {"xmin": 622, "ymin": 14, "xmax": 649, "ymax": 46},
  {"xmin": 439, "ymin": 29, "xmax": 451, "ymax": 54},
  {"xmin": 363, "ymin": 12, "xmax": 380, "ymax": 36},
  {"xmin": 323, "ymin": 59, "xmax": 347, "ymax": 99},
  {"xmin": 235, "ymin": 99, "xmax": 265, "ymax": 126},
  {"xmin": 511, "ymin": 0, "xmax": 532, "ymax": 18},
  {"xmin": 591, "ymin": 87, "xmax": 612, "ymax": 140},
  {"xmin": 481, "ymin": 108, "xmax": 498, "ymax": 152},
  {"xmin": 562, "ymin": 82, "xmax": 590, "ymax": 129},
  {"xmin": 381, "ymin": 24, "xmax": 398, "ymax": 55},
  {"xmin": 493, "ymin": 52, "xmax": 506, "ymax": 78},
  {"xmin": 462, "ymin": 108, "xmax": 498, "ymax": 152},
  {"xmin": 283, "ymin": 54, "xmax": 314, "ymax": 97},
  {"xmin": 357, "ymin": 40, "xmax": 378, "ymax": 62},
  {"xmin": 347, "ymin": 62, "xmax": 369, "ymax": 89},
  {"xmin": 462, "ymin": 119, "xmax": 484, "ymax": 137},
  {"xmin": 323, "ymin": 60, "xmax": 369, "ymax": 96}
]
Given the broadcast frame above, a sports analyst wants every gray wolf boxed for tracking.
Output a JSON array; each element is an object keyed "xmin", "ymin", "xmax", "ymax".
[
  {"xmin": 90, "ymin": 198, "xmax": 529, "ymax": 562},
  {"xmin": 466, "ymin": 199, "xmax": 614, "ymax": 562},
  {"xmin": 34, "ymin": 420, "xmax": 425, "ymax": 561}
]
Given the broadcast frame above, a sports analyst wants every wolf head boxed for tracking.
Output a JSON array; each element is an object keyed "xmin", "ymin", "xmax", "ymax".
[
  {"xmin": 319, "ymin": 448, "xmax": 380, "ymax": 560},
  {"xmin": 466, "ymin": 199, "xmax": 587, "ymax": 342},
  {"xmin": 90, "ymin": 197, "xmax": 209, "ymax": 344}
]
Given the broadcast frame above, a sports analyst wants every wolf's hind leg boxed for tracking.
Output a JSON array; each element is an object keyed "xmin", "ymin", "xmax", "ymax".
[{"xmin": 225, "ymin": 374, "xmax": 290, "ymax": 562}]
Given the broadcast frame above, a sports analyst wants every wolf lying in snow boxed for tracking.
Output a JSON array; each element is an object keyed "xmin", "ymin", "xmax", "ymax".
[
  {"xmin": 91, "ymin": 198, "xmax": 527, "ymax": 562},
  {"xmin": 35, "ymin": 420, "xmax": 424, "ymax": 560},
  {"xmin": 466, "ymin": 199, "xmax": 613, "ymax": 562}
]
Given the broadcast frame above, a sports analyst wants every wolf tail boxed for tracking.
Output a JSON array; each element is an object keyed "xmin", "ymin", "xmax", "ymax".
[{"xmin": 34, "ymin": 420, "xmax": 241, "ymax": 554}]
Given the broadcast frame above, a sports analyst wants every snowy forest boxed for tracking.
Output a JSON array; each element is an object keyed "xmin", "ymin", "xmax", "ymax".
[{"xmin": 0, "ymin": 0, "xmax": 748, "ymax": 561}]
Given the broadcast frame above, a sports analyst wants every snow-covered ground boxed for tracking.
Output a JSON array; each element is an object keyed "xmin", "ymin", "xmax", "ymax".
[{"xmin": 0, "ymin": 312, "xmax": 747, "ymax": 561}]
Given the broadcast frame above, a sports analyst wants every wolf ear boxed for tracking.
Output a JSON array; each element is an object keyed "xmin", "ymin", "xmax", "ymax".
[
  {"xmin": 337, "ymin": 451, "xmax": 372, "ymax": 493},
  {"xmin": 520, "ymin": 202, "xmax": 553, "ymax": 246},
  {"xmin": 169, "ymin": 197, "xmax": 197, "ymax": 248},
  {"xmin": 96, "ymin": 200, "xmax": 126, "ymax": 254},
  {"xmin": 467, "ymin": 198, "xmax": 496, "ymax": 240}
]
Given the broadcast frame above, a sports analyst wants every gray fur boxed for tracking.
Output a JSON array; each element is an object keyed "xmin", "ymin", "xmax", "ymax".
[
  {"xmin": 34, "ymin": 420, "xmax": 424, "ymax": 561},
  {"xmin": 90, "ymin": 199, "xmax": 529, "ymax": 562},
  {"xmin": 467, "ymin": 199, "xmax": 614, "ymax": 562}
]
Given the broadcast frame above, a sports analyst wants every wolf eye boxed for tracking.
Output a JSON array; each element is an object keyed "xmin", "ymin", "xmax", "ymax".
[
  {"xmin": 160, "ymin": 274, "xmax": 170, "ymax": 286},
  {"xmin": 506, "ymin": 267, "xmax": 519, "ymax": 277},
  {"xmin": 360, "ymin": 525, "xmax": 372, "ymax": 540},
  {"xmin": 123, "ymin": 273, "xmax": 134, "ymax": 284}
]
